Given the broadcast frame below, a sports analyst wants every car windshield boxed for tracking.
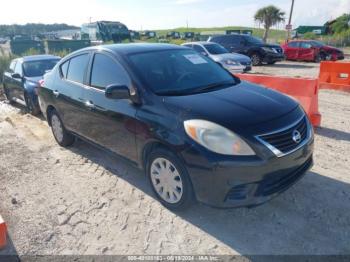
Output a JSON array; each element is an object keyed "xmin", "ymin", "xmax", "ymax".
[
  {"xmin": 245, "ymin": 36, "xmax": 264, "ymax": 45},
  {"xmin": 128, "ymin": 49, "xmax": 237, "ymax": 96},
  {"xmin": 203, "ymin": 44, "xmax": 228, "ymax": 55},
  {"xmin": 23, "ymin": 59, "xmax": 60, "ymax": 77},
  {"xmin": 310, "ymin": 41, "xmax": 325, "ymax": 47}
]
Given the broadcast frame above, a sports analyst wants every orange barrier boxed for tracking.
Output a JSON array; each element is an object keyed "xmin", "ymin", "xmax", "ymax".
[
  {"xmin": 319, "ymin": 61, "xmax": 350, "ymax": 92},
  {"xmin": 236, "ymin": 74, "xmax": 322, "ymax": 127},
  {"xmin": 0, "ymin": 215, "xmax": 7, "ymax": 250}
]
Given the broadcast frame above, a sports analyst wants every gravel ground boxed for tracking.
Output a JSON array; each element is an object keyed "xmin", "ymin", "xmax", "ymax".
[{"xmin": 0, "ymin": 62, "xmax": 350, "ymax": 257}]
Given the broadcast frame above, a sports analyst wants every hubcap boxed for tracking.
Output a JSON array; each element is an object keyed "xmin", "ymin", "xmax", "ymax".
[
  {"xmin": 252, "ymin": 55, "xmax": 260, "ymax": 65},
  {"xmin": 150, "ymin": 158, "xmax": 183, "ymax": 204},
  {"xmin": 51, "ymin": 115, "xmax": 64, "ymax": 142}
]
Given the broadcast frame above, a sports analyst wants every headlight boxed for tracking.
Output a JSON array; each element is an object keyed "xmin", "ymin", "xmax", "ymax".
[
  {"xmin": 224, "ymin": 59, "xmax": 240, "ymax": 65},
  {"xmin": 262, "ymin": 47, "xmax": 277, "ymax": 53},
  {"xmin": 184, "ymin": 120, "xmax": 256, "ymax": 156}
]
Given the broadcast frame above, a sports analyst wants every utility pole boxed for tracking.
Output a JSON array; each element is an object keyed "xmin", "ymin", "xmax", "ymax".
[{"xmin": 286, "ymin": 0, "xmax": 295, "ymax": 41}]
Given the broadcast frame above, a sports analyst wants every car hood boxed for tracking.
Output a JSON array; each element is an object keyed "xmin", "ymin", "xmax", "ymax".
[
  {"xmin": 322, "ymin": 45, "xmax": 342, "ymax": 52},
  {"xmin": 210, "ymin": 53, "xmax": 251, "ymax": 63},
  {"xmin": 163, "ymin": 81, "xmax": 299, "ymax": 129}
]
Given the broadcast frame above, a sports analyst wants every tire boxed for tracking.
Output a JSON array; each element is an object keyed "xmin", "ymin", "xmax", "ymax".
[
  {"xmin": 49, "ymin": 109, "xmax": 75, "ymax": 147},
  {"xmin": 251, "ymin": 53, "xmax": 262, "ymax": 66},
  {"xmin": 146, "ymin": 148, "xmax": 195, "ymax": 210},
  {"xmin": 314, "ymin": 54, "xmax": 321, "ymax": 63},
  {"xmin": 24, "ymin": 92, "xmax": 40, "ymax": 116},
  {"xmin": 3, "ymin": 85, "xmax": 13, "ymax": 104},
  {"xmin": 267, "ymin": 61, "xmax": 276, "ymax": 65}
]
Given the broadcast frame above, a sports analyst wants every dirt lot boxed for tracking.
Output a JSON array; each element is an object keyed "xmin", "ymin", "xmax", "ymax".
[{"xmin": 0, "ymin": 61, "xmax": 350, "ymax": 257}]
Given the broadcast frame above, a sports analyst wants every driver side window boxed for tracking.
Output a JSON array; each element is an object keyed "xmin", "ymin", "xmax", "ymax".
[
  {"xmin": 14, "ymin": 62, "xmax": 23, "ymax": 76},
  {"xmin": 90, "ymin": 53, "xmax": 131, "ymax": 90}
]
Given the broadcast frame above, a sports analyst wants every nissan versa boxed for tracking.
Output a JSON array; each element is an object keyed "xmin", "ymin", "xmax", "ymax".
[{"xmin": 38, "ymin": 44, "xmax": 314, "ymax": 210}]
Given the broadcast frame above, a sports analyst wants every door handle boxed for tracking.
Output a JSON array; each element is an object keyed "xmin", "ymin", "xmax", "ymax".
[
  {"xmin": 85, "ymin": 101, "xmax": 95, "ymax": 109},
  {"xmin": 53, "ymin": 90, "xmax": 60, "ymax": 97}
]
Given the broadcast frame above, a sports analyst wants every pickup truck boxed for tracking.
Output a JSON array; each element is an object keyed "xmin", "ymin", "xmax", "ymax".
[{"xmin": 3, "ymin": 55, "xmax": 60, "ymax": 115}]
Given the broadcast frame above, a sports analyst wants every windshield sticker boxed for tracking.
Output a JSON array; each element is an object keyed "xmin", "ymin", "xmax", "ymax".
[{"xmin": 184, "ymin": 54, "xmax": 208, "ymax": 65}]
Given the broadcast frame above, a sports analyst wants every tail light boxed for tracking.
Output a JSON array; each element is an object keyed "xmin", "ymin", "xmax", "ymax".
[{"xmin": 35, "ymin": 79, "xmax": 45, "ymax": 95}]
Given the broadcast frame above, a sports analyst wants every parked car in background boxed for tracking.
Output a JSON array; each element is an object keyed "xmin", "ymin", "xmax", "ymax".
[
  {"xmin": 182, "ymin": 42, "xmax": 251, "ymax": 73},
  {"xmin": 38, "ymin": 44, "xmax": 314, "ymax": 210},
  {"xmin": 3, "ymin": 55, "xmax": 60, "ymax": 115},
  {"xmin": 208, "ymin": 34, "xmax": 285, "ymax": 66},
  {"xmin": 282, "ymin": 40, "xmax": 345, "ymax": 62}
]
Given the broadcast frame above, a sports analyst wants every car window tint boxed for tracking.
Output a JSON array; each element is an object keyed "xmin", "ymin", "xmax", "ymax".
[
  {"xmin": 227, "ymin": 35, "xmax": 241, "ymax": 46},
  {"xmin": 300, "ymin": 42, "xmax": 312, "ymax": 49},
  {"xmin": 193, "ymin": 45, "xmax": 205, "ymax": 53},
  {"xmin": 90, "ymin": 53, "xmax": 131, "ymax": 89},
  {"xmin": 60, "ymin": 60, "xmax": 69, "ymax": 78},
  {"xmin": 9, "ymin": 61, "xmax": 16, "ymax": 72},
  {"xmin": 288, "ymin": 42, "xmax": 299, "ymax": 48},
  {"xmin": 66, "ymin": 54, "xmax": 89, "ymax": 84},
  {"xmin": 14, "ymin": 62, "xmax": 22, "ymax": 75}
]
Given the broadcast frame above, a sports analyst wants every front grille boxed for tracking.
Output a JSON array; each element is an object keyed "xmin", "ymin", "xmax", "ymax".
[
  {"xmin": 256, "ymin": 157, "xmax": 313, "ymax": 197},
  {"xmin": 226, "ymin": 185, "xmax": 250, "ymax": 201},
  {"xmin": 258, "ymin": 116, "xmax": 309, "ymax": 155}
]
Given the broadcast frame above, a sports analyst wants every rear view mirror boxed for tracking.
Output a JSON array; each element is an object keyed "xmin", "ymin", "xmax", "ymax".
[
  {"xmin": 105, "ymin": 84, "xmax": 130, "ymax": 100},
  {"xmin": 11, "ymin": 73, "xmax": 22, "ymax": 79}
]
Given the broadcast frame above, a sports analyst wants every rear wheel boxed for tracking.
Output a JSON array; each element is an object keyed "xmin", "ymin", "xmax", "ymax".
[
  {"xmin": 251, "ymin": 53, "xmax": 262, "ymax": 66},
  {"xmin": 146, "ymin": 148, "xmax": 195, "ymax": 210},
  {"xmin": 24, "ymin": 93, "xmax": 40, "ymax": 116},
  {"xmin": 49, "ymin": 110, "xmax": 75, "ymax": 147}
]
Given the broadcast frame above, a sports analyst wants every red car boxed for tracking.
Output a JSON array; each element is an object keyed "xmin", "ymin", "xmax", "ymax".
[{"xmin": 282, "ymin": 40, "xmax": 344, "ymax": 62}]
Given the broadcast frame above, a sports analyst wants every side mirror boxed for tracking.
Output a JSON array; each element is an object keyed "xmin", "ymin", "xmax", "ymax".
[
  {"xmin": 11, "ymin": 73, "xmax": 22, "ymax": 79},
  {"xmin": 105, "ymin": 84, "xmax": 130, "ymax": 100}
]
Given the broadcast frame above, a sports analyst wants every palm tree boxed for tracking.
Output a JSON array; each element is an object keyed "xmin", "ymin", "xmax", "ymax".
[{"xmin": 255, "ymin": 5, "xmax": 286, "ymax": 42}]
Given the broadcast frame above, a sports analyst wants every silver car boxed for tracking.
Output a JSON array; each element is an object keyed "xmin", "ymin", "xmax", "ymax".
[{"xmin": 182, "ymin": 42, "xmax": 252, "ymax": 73}]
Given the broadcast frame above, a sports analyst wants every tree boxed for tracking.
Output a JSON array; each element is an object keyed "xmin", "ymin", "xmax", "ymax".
[
  {"xmin": 254, "ymin": 5, "xmax": 286, "ymax": 42},
  {"xmin": 331, "ymin": 14, "xmax": 350, "ymax": 34}
]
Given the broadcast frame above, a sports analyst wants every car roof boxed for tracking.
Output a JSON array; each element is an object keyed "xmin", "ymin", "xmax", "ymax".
[
  {"xmin": 78, "ymin": 43, "xmax": 187, "ymax": 56},
  {"xmin": 19, "ymin": 55, "xmax": 61, "ymax": 62},
  {"xmin": 183, "ymin": 42, "xmax": 217, "ymax": 46}
]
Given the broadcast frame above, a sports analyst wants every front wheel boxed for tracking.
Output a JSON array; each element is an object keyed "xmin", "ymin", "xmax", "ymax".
[
  {"xmin": 147, "ymin": 148, "xmax": 195, "ymax": 210},
  {"xmin": 49, "ymin": 110, "xmax": 75, "ymax": 147},
  {"xmin": 251, "ymin": 53, "xmax": 262, "ymax": 66}
]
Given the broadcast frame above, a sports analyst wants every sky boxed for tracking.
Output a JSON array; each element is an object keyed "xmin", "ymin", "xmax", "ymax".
[{"xmin": 0, "ymin": 0, "xmax": 349, "ymax": 30}]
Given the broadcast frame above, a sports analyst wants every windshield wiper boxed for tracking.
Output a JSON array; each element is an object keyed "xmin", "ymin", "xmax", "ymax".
[{"xmin": 193, "ymin": 81, "xmax": 236, "ymax": 94}]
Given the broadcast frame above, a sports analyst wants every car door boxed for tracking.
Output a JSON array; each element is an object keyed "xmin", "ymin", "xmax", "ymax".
[
  {"xmin": 3, "ymin": 60, "xmax": 17, "ymax": 99},
  {"xmin": 285, "ymin": 41, "xmax": 299, "ymax": 60},
  {"xmin": 298, "ymin": 42, "xmax": 315, "ymax": 61},
  {"xmin": 80, "ymin": 51, "xmax": 138, "ymax": 161},
  {"xmin": 53, "ymin": 52, "xmax": 91, "ymax": 134},
  {"xmin": 12, "ymin": 61, "xmax": 25, "ymax": 101}
]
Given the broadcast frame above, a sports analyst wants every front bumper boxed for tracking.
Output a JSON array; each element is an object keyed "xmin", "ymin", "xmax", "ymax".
[
  {"xmin": 181, "ymin": 131, "xmax": 314, "ymax": 208},
  {"xmin": 263, "ymin": 52, "xmax": 285, "ymax": 63}
]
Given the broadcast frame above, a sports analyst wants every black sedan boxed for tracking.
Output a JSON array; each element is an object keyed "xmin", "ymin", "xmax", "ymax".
[
  {"xmin": 3, "ymin": 55, "xmax": 60, "ymax": 115},
  {"xmin": 38, "ymin": 44, "xmax": 314, "ymax": 210}
]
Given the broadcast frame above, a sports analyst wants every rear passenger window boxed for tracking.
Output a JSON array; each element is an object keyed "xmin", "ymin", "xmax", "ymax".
[
  {"xmin": 66, "ymin": 54, "xmax": 89, "ymax": 84},
  {"xmin": 60, "ymin": 60, "xmax": 69, "ymax": 78},
  {"xmin": 90, "ymin": 53, "xmax": 131, "ymax": 89}
]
